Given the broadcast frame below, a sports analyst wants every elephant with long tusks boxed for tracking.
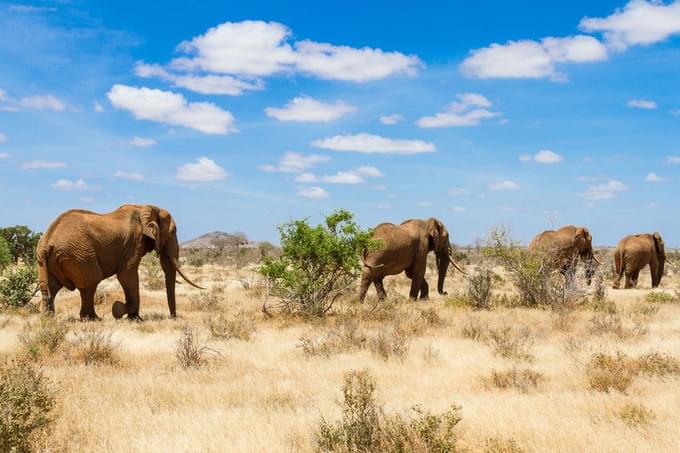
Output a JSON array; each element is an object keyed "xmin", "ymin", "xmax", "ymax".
[{"xmin": 37, "ymin": 204, "xmax": 203, "ymax": 321}]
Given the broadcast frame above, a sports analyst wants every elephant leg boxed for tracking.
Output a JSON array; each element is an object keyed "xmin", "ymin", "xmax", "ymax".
[
  {"xmin": 624, "ymin": 270, "xmax": 634, "ymax": 289},
  {"xmin": 649, "ymin": 260, "xmax": 659, "ymax": 288},
  {"xmin": 43, "ymin": 276, "xmax": 62, "ymax": 315},
  {"xmin": 408, "ymin": 269, "xmax": 426, "ymax": 301},
  {"xmin": 419, "ymin": 279, "xmax": 429, "ymax": 300},
  {"xmin": 374, "ymin": 278, "xmax": 387, "ymax": 301},
  {"xmin": 358, "ymin": 270, "xmax": 372, "ymax": 303},
  {"xmin": 79, "ymin": 287, "xmax": 100, "ymax": 321},
  {"xmin": 116, "ymin": 270, "xmax": 143, "ymax": 321}
]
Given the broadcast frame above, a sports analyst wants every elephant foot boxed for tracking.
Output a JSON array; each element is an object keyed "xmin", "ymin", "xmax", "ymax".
[
  {"xmin": 127, "ymin": 313, "xmax": 144, "ymax": 322},
  {"xmin": 80, "ymin": 313, "xmax": 101, "ymax": 322},
  {"xmin": 112, "ymin": 301, "xmax": 127, "ymax": 319}
]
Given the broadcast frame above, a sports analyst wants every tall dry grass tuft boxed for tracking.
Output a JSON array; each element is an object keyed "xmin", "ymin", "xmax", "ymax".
[
  {"xmin": 483, "ymin": 367, "xmax": 544, "ymax": 393},
  {"xmin": 18, "ymin": 317, "xmax": 69, "ymax": 360},
  {"xmin": 207, "ymin": 311, "xmax": 255, "ymax": 341},
  {"xmin": 176, "ymin": 328, "xmax": 213, "ymax": 369},
  {"xmin": 65, "ymin": 327, "xmax": 120, "ymax": 366}
]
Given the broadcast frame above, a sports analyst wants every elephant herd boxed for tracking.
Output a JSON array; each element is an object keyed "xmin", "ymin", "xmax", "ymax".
[{"xmin": 36, "ymin": 205, "xmax": 672, "ymax": 321}]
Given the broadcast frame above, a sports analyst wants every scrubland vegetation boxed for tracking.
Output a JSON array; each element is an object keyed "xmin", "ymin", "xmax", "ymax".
[{"xmin": 1, "ymin": 220, "xmax": 680, "ymax": 452}]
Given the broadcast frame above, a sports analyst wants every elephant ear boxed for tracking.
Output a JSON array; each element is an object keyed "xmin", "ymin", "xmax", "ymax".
[
  {"xmin": 140, "ymin": 205, "xmax": 161, "ymax": 255},
  {"xmin": 653, "ymin": 232, "xmax": 665, "ymax": 254},
  {"xmin": 426, "ymin": 218, "xmax": 445, "ymax": 250}
]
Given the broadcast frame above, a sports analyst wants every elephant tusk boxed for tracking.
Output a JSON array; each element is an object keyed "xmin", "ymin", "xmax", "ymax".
[
  {"xmin": 666, "ymin": 258, "xmax": 678, "ymax": 269},
  {"xmin": 360, "ymin": 252, "xmax": 384, "ymax": 269},
  {"xmin": 592, "ymin": 255, "xmax": 603, "ymax": 266},
  {"xmin": 171, "ymin": 257, "xmax": 205, "ymax": 290},
  {"xmin": 448, "ymin": 255, "xmax": 467, "ymax": 275}
]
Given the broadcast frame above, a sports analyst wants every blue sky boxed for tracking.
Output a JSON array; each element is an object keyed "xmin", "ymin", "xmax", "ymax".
[{"xmin": 0, "ymin": 0, "xmax": 679, "ymax": 245}]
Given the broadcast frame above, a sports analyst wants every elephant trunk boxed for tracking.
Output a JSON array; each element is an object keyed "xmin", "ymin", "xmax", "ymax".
[
  {"xmin": 160, "ymin": 256, "xmax": 177, "ymax": 318},
  {"xmin": 436, "ymin": 252, "xmax": 450, "ymax": 295}
]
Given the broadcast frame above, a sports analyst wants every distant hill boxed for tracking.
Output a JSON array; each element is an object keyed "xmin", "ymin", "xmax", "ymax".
[{"xmin": 181, "ymin": 231, "xmax": 255, "ymax": 250}]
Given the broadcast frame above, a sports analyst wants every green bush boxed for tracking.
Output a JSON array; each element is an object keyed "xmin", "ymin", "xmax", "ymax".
[
  {"xmin": 0, "ymin": 263, "xmax": 38, "ymax": 307},
  {"xmin": 0, "ymin": 236, "xmax": 11, "ymax": 270},
  {"xmin": 317, "ymin": 370, "xmax": 462, "ymax": 452},
  {"xmin": 259, "ymin": 209, "xmax": 379, "ymax": 317},
  {"xmin": 141, "ymin": 254, "xmax": 164, "ymax": 291},
  {"xmin": 0, "ymin": 226, "xmax": 41, "ymax": 265},
  {"xmin": 0, "ymin": 360, "xmax": 55, "ymax": 453},
  {"xmin": 467, "ymin": 266, "xmax": 498, "ymax": 310}
]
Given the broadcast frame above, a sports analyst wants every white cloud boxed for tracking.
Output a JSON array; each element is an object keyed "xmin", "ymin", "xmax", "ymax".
[
  {"xmin": 321, "ymin": 171, "xmax": 364, "ymax": 184},
  {"xmin": 297, "ymin": 186, "xmax": 329, "ymax": 199},
  {"xmin": 135, "ymin": 62, "xmax": 263, "ymax": 96},
  {"xmin": 451, "ymin": 206, "xmax": 467, "ymax": 212},
  {"xmin": 130, "ymin": 136, "xmax": 157, "ymax": 147},
  {"xmin": 294, "ymin": 173, "xmax": 318, "ymax": 183},
  {"xmin": 167, "ymin": 20, "xmax": 420, "ymax": 83},
  {"xmin": 176, "ymin": 157, "xmax": 227, "ymax": 182},
  {"xmin": 312, "ymin": 133, "xmax": 435, "ymax": 155},
  {"xmin": 0, "ymin": 132, "xmax": 5, "ymax": 143},
  {"xmin": 417, "ymin": 93, "xmax": 501, "ymax": 128},
  {"xmin": 377, "ymin": 203, "xmax": 392, "ymax": 209},
  {"xmin": 380, "ymin": 114, "xmax": 403, "ymax": 125},
  {"xmin": 113, "ymin": 171, "xmax": 145, "ymax": 181},
  {"xmin": 667, "ymin": 155, "xmax": 680, "ymax": 164},
  {"xmin": 417, "ymin": 201, "xmax": 433, "ymax": 208},
  {"xmin": 0, "ymin": 152, "xmax": 11, "ymax": 159},
  {"xmin": 489, "ymin": 180, "xmax": 521, "ymax": 191},
  {"xmin": 520, "ymin": 149, "xmax": 564, "ymax": 164},
  {"xmin": 580, "ymin": 179, "xmax": 629, "ymax": 200},
  {"xmin": 645, "ymin": 172, "xmax": 666, "ymax": 182},
  {"xmin": 52, "ymin": 179, "xmax": 93, "ymax": 191},
  {"xmin": 448, "ymin": 187, "xmax": 470, "ymax": 196},
  {"xmin": 580, "ymin": 0, "xmax": 680, "ymax": 50},
  {"xmin": 356, "ymin": 166, "xmax": 383, "ymax": 178},
  {"xmin": 19, "ymin": 94, "xmax": 66, "ymax": 111},
  {"xmin": 460, "ymin": 35, "xmax": 607, "ymax": 80},
  {"xmin": 21, "ymin": 160, "xmax": 67, "ymax": 170},
  {"xmin": 260, "ymin": 151, "xmax": 329, "ymax": 173},
  {"xmin": 93, "ymin": 101, "xmax": 104, "ymax": 113},
  {"xmin": 265, "ymin": 96, "xmax": 355, "ymax": 122},
  {"xmin": 9, "ymin": 4, "xmax": 56, "ymax": 12},
  {"xmin": 627, "ymin": 99, "xmax": 657, "ymax": 109},
  {"xmin": 107, "ymin": 84, "xmax": 236, "ymax": 135}
]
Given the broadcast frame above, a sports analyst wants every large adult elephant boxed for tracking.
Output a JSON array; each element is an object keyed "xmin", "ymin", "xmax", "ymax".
[
  {"xmin": 613, "ymin": 232, "xmax": 669, "ymax": 289},
  {"xmin": 36, "ymin": 204, "xmax": 203, "ymax": 320},
  {"xmin": 358, "ymin": 218, "xmax": 466, "ymax": 302},
  {"xmin": 528, "ymin": 225, "xmax": 602, "ymax": 285}
]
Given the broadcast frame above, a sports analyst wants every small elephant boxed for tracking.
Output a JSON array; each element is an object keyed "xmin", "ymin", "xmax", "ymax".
[
  {"xmin": 528, "ymin": 225, "xmax": 602, "ymax": 285},
  {"xmin": 613, "ymin": 232, "xmax": 669, "ymax": 289},
  {"xmin": 37, "ymin": 204, "xmax": 203, "ymax": 320},
  {"xmin": 359, "ymin": 218, "xmax": 466, "ymax": 302}
]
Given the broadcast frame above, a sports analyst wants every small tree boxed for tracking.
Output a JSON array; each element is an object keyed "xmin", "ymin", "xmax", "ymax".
[
  {"xmin": 0, "ymin": 263, "xmax": 38, "ymax": 308},
  {"xmin": 0, "ymin": 237, "xmax": 11, "ymax": 270},
  {"xmin": 259, "ymin": 209, "xmax": 379, "ymax": 317},
  {"xmin": 0, "ymin": 226, "xmax": 41, "ymax": 264}
]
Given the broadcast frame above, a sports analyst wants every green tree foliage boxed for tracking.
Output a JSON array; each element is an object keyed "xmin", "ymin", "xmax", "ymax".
[
  {"xmin": 0, "ymin": 226, "xmax": 41, "ymax": 264},
  {"xmin": 259, "ymin": 209, "xmax": 380, "ymax": 317},
  {"xmin": 0, "ymin": 236, "xmax": 11, "ymax": 270},
  {"xmin": 0, "ymin": 263, "xmax": 38, "ymax": 307}
]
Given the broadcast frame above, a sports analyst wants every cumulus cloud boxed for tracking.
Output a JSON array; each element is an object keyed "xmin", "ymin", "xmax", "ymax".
[
  {"xmin": 312, "ymin": 133, "xmax": 435, "ymax": 155},
  {"xmin": 627, "ymin": 99, "xmax": 657, "ymax": 109},
  {"xmin": 297, "ymin": 186, "xmax": 329, "ymax": 199},
  {"xmin": 0, "ymin": 152, "xmax": 12, "ymax": 159},
  {"xmin": 460, "ymin": 35, "xmax": 607, "ymax": 80},
  {"xmin": 667, "ymin": 155, "xmax": 680, "ymax": 164},
  {"xmin": 113, "ymin": 171, "xmax": 145, "ymax": 181},
  {"xmin": 19, "ymin": 94, "xmax": 66, "ymax": 111},
  {"xmin": 265, "ymin": 96, "xmax": 355, "ymax": 122},
  {"xmin": 580, "ymin": 0, "xmax": 680, "ymax": 50},
  {"xmin": 260, "ymin": 152, "xmax": 329, "ymax": 173},
  {"xmin": 645, "ymin": 172, "xmax": 666, "ymax": 182},
  {"xmin": 321, "ymin": 171, "xmax": 365, "ymax": 184},
  {"xmin": 297, "ymin": 166, "xmax": 383, "ymax": 185},
  {"xmin": 417, "ymin": 93, "xmax": 501, "ymax": 128},
  {"xmin": 52, "ymin": 179, "xmax": 93, "ymax": 191},
  {"xmin": 489, "ymin": 180, "xmax": 521, "ymax": 191},
  {"xmin": 21, "ymin": 160, "xmax": 67, "ymax": 170},
  {"xmin": 107, "ymin": 84, "xmax": 236, "ymax": 135},
  {"xmin": 294, "ymin": 173, "xmax": 318, "ymax": 183},
  {"xmin": 520, "ymin": 150, "xmax": 564, "ymax": 164},
  {"xmin": 176, "ymin": 157, "xmax": 227, "ymax": 182},
  {"xmin": 380, "ymin": 114, "xmax": 403, "ymax": 125},
  {"xmin": 130, "ymin": 136, "xmax": 157, "ymax": 147},
  {"xmin": 580, "ymin": 179, "xmax": 629, "ymax": 200}
]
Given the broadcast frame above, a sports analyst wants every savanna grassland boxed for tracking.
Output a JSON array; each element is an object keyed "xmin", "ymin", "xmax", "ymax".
[{"xmin": 2, "ymin": 252, "xmax": 680, "ymax": 452}]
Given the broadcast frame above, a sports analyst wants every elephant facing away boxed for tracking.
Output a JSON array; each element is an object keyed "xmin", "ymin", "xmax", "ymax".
[
  {"xmin": 528, "ymin": 225, "xmax": 602, "ymax": 285},
  {"xmin": 37, "ymin": 204, "xmax": 203, "ymax": 320},
  {"xmin": 613, "ymin": 233, "xmax": 668, "ymax": 289},
  {"xmin": 358, "ymin": 218, "xmax": 466, "ymax": 302}
]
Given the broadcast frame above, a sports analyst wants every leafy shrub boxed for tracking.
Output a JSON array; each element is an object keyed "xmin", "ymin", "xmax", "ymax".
[
  {"xmin": 645, "ymin": 291, "xmax": 675, "ymax": 304},
  {"xmin": 618, "ymin": 403, "xmax": 654, "ymax": 428},
  {"xmin": 0, "ymin": 263, "xmax": 38, "ymax": 307},
  {"xmin": 207, "ymin": 311, "xmax": 255, "ymax": 341},
  {"xmin": 259, "ymin": 209, "xmax": 379, "ymax": 317},
  {"xmin": 0, "ymin": 360, "xmax": 55, "ymax": 453},
  {"xmin": 483, "ymin": 228, "xmax": 565, "ymax": 307},
  {"xmin": 483, "ymin": 367, "xmax": 544, "ymax": 393},
  {"xmin": 65, "ymin": 327, "xmax": 120, "ymax": 366},
  {"xmin": 467, "ymin": 265, "xmax": 497, "ymax": 310},
  {"xmin": 141, "ymin": 254, "xmax": 164, "ymax": 291},
  {"xmin": 176, "ymin": 328, "xmax": 212, "ymax": 369},
  {"xmin": 317, "ymin": 370, "xmax": 462, "ymax": 453},
  {"xmin": 0, "ymin": 226, "xmax": 41, "ymax": 265},
  {"xmin": 0, "ymin": 236, "xmax": 11, "ymax": 270},
  {"xmin": 18, "ymin": 317, "xmax": 69, "ymax": 360}
]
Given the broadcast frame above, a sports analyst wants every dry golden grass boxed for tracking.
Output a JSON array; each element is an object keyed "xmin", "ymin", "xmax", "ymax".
[{"xmin": 1, "ymin": 264, "xmax": 680, "ymax": 452}]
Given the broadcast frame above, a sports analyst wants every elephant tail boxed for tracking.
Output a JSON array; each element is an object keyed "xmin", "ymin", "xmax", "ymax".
[{"xmin": 360, "ymin": 251, "xmax": 383, "ymax": 269}]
